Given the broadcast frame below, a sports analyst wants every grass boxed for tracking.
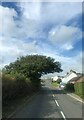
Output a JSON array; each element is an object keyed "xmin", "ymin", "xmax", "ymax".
[{"xmin": 51, "ymin": 82, "xmax": 59, "ymax": 88}]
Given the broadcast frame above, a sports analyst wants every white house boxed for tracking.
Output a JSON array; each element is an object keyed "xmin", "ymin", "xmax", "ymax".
[
  {"xmin": 51, "ymin": 75, "xmax": 63, "ymax": 82},
  {"xmin": 53, "ymin": 76, "xmax": 59, "ymax": 82},
  {"xmin": 62, "ymin": 70, "xmax": 77, "ymax": 84},
  {"xmin": 51, "ymin": 76, "xmax": 59, "ymax": 82}
]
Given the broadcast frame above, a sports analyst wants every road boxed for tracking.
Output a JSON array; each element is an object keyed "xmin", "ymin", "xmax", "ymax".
[{"xmin": 11, "ymin": 79, "xmax": 83, "ymax": 119}]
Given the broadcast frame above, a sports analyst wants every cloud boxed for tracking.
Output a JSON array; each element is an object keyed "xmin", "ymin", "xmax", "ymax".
[
  {"xmin": 0, "ymin": 3, "xmax": 82, "ymax": 40},
  {"xmin": 62, "ymin": 44, "xmax": 73, "ymax": 50},
  {"xmin": 0, "ymin": 5, "xmax": 35, "ymax": 39},
  {"xmin": 0, "ymin": 4, "xmax": 43, "ymax": 40},
  {"xmin": 36, "ymin": 42, "xmax": 82, "ymax": 74},
  {"xmin": 0, "ymin": 5, "xmax": 40, "ymax": 68},
  {"xmin": 0, "ymin": 3, "xmax": 82, "ymax": 75},
  {"xmin": 0, "ymin": 5, "xmax": 18, "ymax": 37},
  {"xmin": 0, "ymin": 36, "xmax": 39, "ymax": 68},
  {"xmin": 19, "ymin": 2, "xmax": 41, "ymax": 20},
  {"xmin": 41, "ymin": 50, "xmax": 82, "ymax": 76},
  {"xmin": 17, "ymin": 2, "xmax": 82, "ymax": 30},
  {"xmin": 48, "ymin": 25, "xmax": 81, "ymax": 50},
  {"xmin": 40, "ymin": 2, "xmax": 82, "ymax": 25}
]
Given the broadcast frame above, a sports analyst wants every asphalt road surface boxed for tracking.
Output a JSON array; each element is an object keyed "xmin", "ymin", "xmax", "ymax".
[{"xmin": 12, "ymin": 79, "xmax": 83, "ymax": 119}]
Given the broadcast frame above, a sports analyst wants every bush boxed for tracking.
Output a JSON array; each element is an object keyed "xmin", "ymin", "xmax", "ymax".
[
  {"xmin": 65, "ymin": 83, "xmax": 75, "ymax": 92},
  {"xmin": 2, "ymin": 73, "xmax": 17, "ymax": 102},
  {"xmin": 2, "ymin": 73, "xmax": 38, "ymax": 105}
]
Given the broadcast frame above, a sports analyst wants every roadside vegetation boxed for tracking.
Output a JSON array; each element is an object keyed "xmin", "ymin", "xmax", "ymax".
[
  {"xmin": 51, "ymin": 82, "xmax": 59, "ymax": 88},
  {"xmin": 74, "ymin": 82, "xmax": 84, "ymax": 99},
  {"xmin": 51, "ymin": 79, "xmax": 62, "ymax": 88},
  {"xmin": 2, "ymin": 55, "xmax": 63, "ymax": 118},
  {"xmin": 64, "ymin": 82, "xmax": 84, "ymax": 99},
  {"xmin": 64, "ymin": 83, "xmax": 75, "ymax": 92},
  {"xmin": 2, "ymin": 73, "xmax": 37, "ymax": 117}
]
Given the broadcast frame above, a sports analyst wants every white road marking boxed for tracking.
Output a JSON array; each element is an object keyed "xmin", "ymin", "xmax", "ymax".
[
  {"xmin": 60, "ymin": 111, "xmax": 66, "ymax": 120},
  {"xmin": 55, "ymin": 100, "xmax": 59, "ymax": 107},
  {"xmin": 67, "ymin": 94, "xmax": 84, "ymax": 104},
  {"xmin": 52, "ymin": 93, "xmax": 66, "ymax": 120},
  {"xmin": 53, "ymin": 94, "xmax": 55, "ymax": 97}
]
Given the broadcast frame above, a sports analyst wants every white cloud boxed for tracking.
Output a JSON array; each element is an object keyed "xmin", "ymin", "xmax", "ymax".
[
  {"xmin": 0, "ymin": 3, "xmax": 82, "ymax": 75},
  {"xmin": 0, "ymin": 4, "xmax": 41, "ymax": 40},
  {"xmin": 41, "ymin": 2, "xmax": 81, "ymax": 25},
  {"xmin": 0, "ymin": 5, "xmax": 40, "ymax": 68},
  {"xmin": 0, "ymin": 3, "xmax": 82, "ymax": 40},
  {"xmin": 0, "ymin": 5, "xmax": 36, "ymax": 39},
  {"xmin": 62, "ymin": 44, "xmax": 73, "ymax": 50},
  {"xmin": 49, "ymin": 25, "xmax": 81, "ymax": 50},
  {"xmin": 38, "ymin": 43, "xmax": 82, "ymax": 74},
  {"xmin": 0, "ymin": 36, "xmax": 39, "ymax": 68},
  {"xmin": 17, "ymin": 2, "xmax": 82, "ymax": 25},
  {"xmin": 0, "ymin": 5, "xmax": 18, "ymax": 37},
  {"xmin": 42, "ymin": 50, "xmax": 82, "ymax": 75},
  {"xmin": 19, "ymin": 2, "xmax": 41, "ymax": 20}
]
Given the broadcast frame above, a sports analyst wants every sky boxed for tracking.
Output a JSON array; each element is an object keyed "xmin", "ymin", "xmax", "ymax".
[{"xmin": 0, "ymin": 1, "xmax": 83, "ymax": 76}]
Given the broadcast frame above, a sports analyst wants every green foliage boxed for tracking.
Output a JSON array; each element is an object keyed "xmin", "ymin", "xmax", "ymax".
[
  {"xmin": 57, "ymin": 79, "xmax": 62, "ymax": 84},
  {"xmin": 3, "ymin": 55, "xmax": 63, "ymax": 83},
  {"xmin": 74, "ymin": 82, "xmax": 84, "ymax": 99},
  {"xmin": 51, "ymin": 82, "xmax": 58, "ymax": 88},
  {"xmin": 2, "ymin": 55, "xmax": 63, "ymax": 105},
  {"xmin": 65, "ymin": 83, "xmax": 75, "ymax": 92},
  {"xmin": 2, "ymin": 73, "xmax": 37, "ymax": 105}
]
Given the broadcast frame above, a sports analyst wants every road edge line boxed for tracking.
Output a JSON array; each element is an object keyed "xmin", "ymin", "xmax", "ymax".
[{"xmin": 67, "ymin": 94, "xmax": 84, "ymax": 104}]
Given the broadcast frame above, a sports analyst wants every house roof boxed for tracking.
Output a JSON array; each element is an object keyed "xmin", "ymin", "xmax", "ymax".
[
  {"xmin": 64, "ymin": 70, "xmax": 77, "ymax": 78},
  {"xmin": 63, "ymin": 70, "xmax": 82, "ymax": 80},
  {"xmin": 76, "ymin": 76, "xmax": 84, "ymax": 83},
  {"xmin": 68, "ymin": 75, "xmax": 84, "ymax": 83},
  {"xmin": 68, "ymin": 76, "xmax": 82, "ymax": 83}
]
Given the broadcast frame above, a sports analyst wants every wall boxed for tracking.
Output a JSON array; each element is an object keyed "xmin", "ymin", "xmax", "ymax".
[{"xmin": 62, "ymin": 72, "xmax": 77, "ymax": 84}]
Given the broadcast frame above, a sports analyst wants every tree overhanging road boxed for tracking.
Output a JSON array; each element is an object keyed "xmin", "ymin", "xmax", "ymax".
[{"xmin": 11, "ymin": 79, "xmax": 83, "ymax": 119}]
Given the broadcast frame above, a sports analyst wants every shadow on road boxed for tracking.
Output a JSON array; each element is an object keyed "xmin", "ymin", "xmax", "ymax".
[
  {"xmin": 40, "ymin": 86, "xmax": 66, "ymax": 95},
  {"xmin": 52, "ymin": 89, "xmax": 66, "ymax": 94},
  {"xmin": 11, "ymin": 86, "xmax": 63, "ymax": 118}
]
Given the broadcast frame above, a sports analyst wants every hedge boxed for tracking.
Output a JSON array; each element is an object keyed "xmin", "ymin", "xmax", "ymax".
[
  {"xmin": 2, "ymin": 73, "xmax": 38, "ymax": 105},
  {"xmin": 74, "ymin": 82, "xmax": 84, "ymax": 99},
  {"xmin": 65, "ymin": 83, "xmax": 75, "ymax": 92}
]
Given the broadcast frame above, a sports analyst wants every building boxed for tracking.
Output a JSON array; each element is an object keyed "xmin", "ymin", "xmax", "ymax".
[
  {"xmin": 51, "ymin": 75, "xmax": 63, "ymax": 82},
  {"xmin": 52, "ymin": 76, "xmax": 59, "ymax": 82},
  {"xmin": 68, "ymin": 76, "xmax": 82, "ymax": 84},
  {"xmin": 51, "ymin": 76, "xmax": 58, "ymax": 82},
  {"xmin": 76, "ymin": 75, "xmax": 84, "ymax": 83},
  {"xmin": 62, "ymin": 70, "xmax": 78, "ymax": 84}
]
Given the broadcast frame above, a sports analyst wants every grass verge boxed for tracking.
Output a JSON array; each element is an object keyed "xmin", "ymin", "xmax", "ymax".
[{"xmin": 51, "ymin": 82, "xmax": 59, "ymax": 88}]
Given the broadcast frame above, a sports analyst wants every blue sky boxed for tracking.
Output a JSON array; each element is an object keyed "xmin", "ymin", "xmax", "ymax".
[{"xmin": 0, "ymin": 2, "xmax": 83, "ymax": 76}]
